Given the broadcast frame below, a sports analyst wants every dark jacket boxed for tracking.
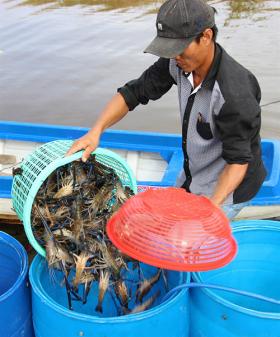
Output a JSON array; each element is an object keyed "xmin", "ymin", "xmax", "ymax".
[{"xmin": 118, "ymin": 43, "xmax": 266, "ymax": 204}]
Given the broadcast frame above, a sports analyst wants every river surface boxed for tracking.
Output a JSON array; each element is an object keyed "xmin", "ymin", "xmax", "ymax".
[{"xmin": 0, "ymin": 0, "xmax": 279, "ymax": 137}]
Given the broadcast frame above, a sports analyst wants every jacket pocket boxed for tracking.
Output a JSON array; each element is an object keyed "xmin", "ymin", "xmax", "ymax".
[{"xmin": 196, "ymin": 117, "xmax": 213, "ymax": 140}]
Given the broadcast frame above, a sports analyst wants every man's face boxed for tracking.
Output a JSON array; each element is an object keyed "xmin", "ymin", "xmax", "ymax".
[{"xmin": 174, "ymin": 29, "xmax": 213, "ymax": 73}]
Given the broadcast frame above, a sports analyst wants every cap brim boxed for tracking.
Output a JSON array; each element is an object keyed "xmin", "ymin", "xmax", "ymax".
[{"xmin": 144, "ymin": 36, "xmax": 194, "ymax": 59}]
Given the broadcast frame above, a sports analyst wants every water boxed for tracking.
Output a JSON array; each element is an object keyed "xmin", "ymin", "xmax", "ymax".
[{"xmin": 0, "ymin": 0, "xmax": 279, "ymax": 137}]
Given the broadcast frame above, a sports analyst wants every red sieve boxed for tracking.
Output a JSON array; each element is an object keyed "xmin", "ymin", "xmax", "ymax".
[{"xmin": 106, "ymin": 187, "xmax": 237, "ymax": 272}]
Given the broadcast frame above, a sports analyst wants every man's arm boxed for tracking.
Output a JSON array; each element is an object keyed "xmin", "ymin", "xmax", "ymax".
[
  {"xmin": 213, "ymin": 91, "xmax": 261, "ymax": 205},
  {"xmin": 67, "ymin": 93, "xmax": 129, "ymax": 161},
  {"xmin": 210, "ymin": 163, "xmax": 248, "ymax": 206},
  {"xmin": 117, "ymin": 57, "xmax": 175, "ymax": 110},
  {"xmin": 67, "ymin": 58, "xmax": 174, "ymax": 161}
]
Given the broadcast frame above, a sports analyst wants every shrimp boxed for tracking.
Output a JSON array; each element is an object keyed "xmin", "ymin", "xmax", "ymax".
[
  {"xmin": 53, "ymin": 175, "xmax": 73, "ymax": 199},
  {"xmin": 99, "ymin": 242, "xmax": 120, "ymax": 278},
  {"xmin": 115, "ymin": 280, "xmax": 129, "ymax": 308},
  {"xmin": 130, "ymin": 291, "xmax": 160, "ymax": 314},
  {"xmin": 136, "ymin": 269, "xmax": 162, "ymax": 303},
  {"xmin": 95, "ymin": 270, "xmax": 110, "ymax": 313},
  {"xmin": 72, "ymin": 252, "xmax": 91, "ymax": 289}
]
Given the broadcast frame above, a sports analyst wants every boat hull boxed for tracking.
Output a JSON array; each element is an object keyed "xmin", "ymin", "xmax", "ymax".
[{"xmin": 1, "ymin": 121, "xmax": 280, "ymax": 212}]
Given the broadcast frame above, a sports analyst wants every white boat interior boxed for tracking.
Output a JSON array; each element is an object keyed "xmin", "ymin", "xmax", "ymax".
[{"xmin": 0, "ymin": 139, "xmax": 168, "ymax": 183}]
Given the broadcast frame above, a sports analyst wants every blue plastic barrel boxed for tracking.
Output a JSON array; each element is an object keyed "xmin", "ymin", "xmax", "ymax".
[
  {"xmin": 190, "ymin": 220, "xmax": 280, "ymax": 337},
  {"xmin": 30, "ymin": 255, "xmax": 190, "ymax": 337},
  {"xmin": 0, "ymin": 231, "xmax": 34, "ymax": 337}
]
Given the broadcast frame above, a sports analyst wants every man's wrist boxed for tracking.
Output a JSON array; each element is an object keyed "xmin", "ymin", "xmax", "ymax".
[
  {"xmin": 209, "ymin": 195, "xmax": 223, "ymax": 207},
  {"xmin": 90, "ymin": 125, "xmax": 103, "ymax": 135}
]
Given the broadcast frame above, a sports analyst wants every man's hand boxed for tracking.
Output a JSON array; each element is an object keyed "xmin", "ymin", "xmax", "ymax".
[{"xmin": 66, "ymin": 129, "xmax": 101, "ymax": 162}]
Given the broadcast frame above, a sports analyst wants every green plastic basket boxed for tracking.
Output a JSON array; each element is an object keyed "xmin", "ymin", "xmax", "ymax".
[{"xmin": 12, "ymin": 139, "xmax": 137, "ymax": 257}]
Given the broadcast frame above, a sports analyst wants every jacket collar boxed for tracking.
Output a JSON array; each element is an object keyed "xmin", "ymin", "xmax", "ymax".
[{"xmin": 201, "ymin": 42, "xmax": 222, "ymax": 90}]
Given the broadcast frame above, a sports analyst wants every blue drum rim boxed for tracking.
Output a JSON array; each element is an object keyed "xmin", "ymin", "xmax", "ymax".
[
  {"xmin": 30, "ymin": 254, "xmax": 190, "ymax": 323},
  {"xmin": 192, "ymin": 220, "xmax": 280, "ymax": 319},
  {"xmin": 0, "ymin": 231, "xmax": 28, "ymax": 301}
]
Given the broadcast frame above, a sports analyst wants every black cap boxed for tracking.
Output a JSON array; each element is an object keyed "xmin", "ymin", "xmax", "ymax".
[{"xmin": 144, "ymin": 0, "xmax": 215, "ymax": 58}]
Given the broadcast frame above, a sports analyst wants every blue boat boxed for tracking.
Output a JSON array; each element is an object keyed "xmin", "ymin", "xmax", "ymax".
[
  {"xmin": 1, "ymin": 121, "xmax": 280, "ymax": 336},
  {"xmin": 1, "ymin": 120, "xmax": 280, "ymax": 219}
]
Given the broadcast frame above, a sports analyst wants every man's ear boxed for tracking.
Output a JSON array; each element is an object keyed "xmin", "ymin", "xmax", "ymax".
[{"xmin": 202, "ymin": 28, "xmax": 213, "ymax": 45}]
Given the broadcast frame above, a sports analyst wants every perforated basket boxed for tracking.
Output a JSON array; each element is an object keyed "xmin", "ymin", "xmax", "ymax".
[
  {"xmin": 12, "ymin": 139, "xmax": 137, "ymax": 256},
  {"xmin": 107, "ymin": 188, "xmax": 237, "ymax": 272}
]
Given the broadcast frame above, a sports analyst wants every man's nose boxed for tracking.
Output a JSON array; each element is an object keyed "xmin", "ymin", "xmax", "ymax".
[{"xmin": 174, "ymin": 54, "xmax": 182, "ymax": 61}]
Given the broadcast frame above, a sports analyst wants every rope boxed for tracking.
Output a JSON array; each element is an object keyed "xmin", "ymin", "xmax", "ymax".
[{"xmin": 261, "ymin": 100, "xmax": 280, "ymax": 107}]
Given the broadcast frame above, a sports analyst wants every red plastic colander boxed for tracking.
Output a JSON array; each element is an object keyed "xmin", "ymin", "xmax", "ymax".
[{"xmin": 106, "ymin": 187, "xmax": 237, "ymax": 271}]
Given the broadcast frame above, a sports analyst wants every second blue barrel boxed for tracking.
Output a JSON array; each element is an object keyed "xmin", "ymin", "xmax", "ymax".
[
  {"xmin": 0, "ymin": 230, "xmax": 34, "ymax": 337},
  {"xmin": 190, "ymin": 220, "xmax": 280, "ymax": 337},
  {"xmin": 30, "ymin": 255, "xmax": 190, "ymax": 337}
]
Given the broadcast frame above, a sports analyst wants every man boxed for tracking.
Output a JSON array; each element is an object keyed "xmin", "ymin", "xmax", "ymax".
[{"xmin": 67, "ymin": 0, "xmax": 266, "ymax": 218}]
